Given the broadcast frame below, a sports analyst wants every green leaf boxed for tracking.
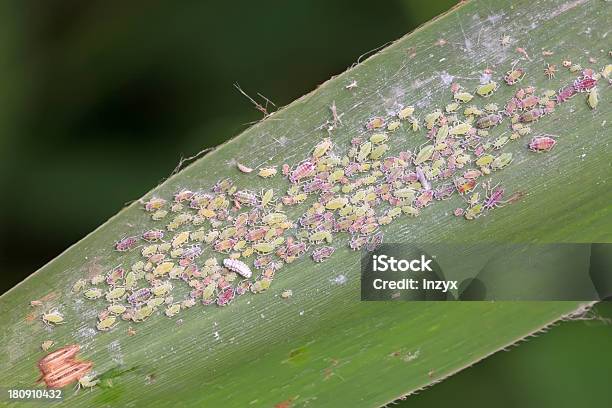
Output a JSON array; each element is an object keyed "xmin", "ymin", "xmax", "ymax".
[{"xmin": 0, "ymin": 0, "xmax": 610, "ymax": 407}]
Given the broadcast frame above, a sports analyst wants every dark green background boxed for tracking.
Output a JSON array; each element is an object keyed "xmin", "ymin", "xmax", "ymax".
[{"xmin": 0, "ymin": 1, "xmax": 609, "ymax": 406}]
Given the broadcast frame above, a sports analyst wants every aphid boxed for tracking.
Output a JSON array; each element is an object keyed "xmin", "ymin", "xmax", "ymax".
[
  {"xmin": 491, "ymin": 153, "xmax": 513, "ymax": 169},
  {"xmin": 76, "ymin": 374, "xmax": 99, "ymax": 391},
  {"xmin": 556, "ymin": 85, "xmax": 577, "ymax": 103},
  {"xmin": 147, "ymin": 297, "xmax": 165, "ymax": 308},
  {"xmin": 217, "ymin": 288, "xmax": 236, "ymax": 306},
  {"xmin": 144, "ymin": 197, "xmax": 167, "ymax": 212},
  {"xmin": 326, "ymin": 197, "xmax": 349, "ymax": 210},
  {"xmin": 455, "ymin": 178, "xmax": 477, "ymax": 195},
  {"xmin": 309, "ymin": 230, "xmax": 333, "ymax": 244},
  {"xmin": 365, "ymin": 117, "xmax": 385, "ymax": 130},
  {"xmin": 453, "ymin": 92, "xmax": 474, "ymax": 103},
  {"xmin": 528, "ymin": 135, "xmax": 557, "ymax": 152},
  {"xmin": 182, "ymin": 245, "xmax": 203, "ymax": 260},
  {"xmin": 107, "ymin": 304, "xmax": 127, "ymax": 315},
  {"xmin": 262, "ymin": 212, "xmax": 288, "ymax": 226},
  {"xmin": 152, "ymin": 209, "xmax": 168, "ymax": 220},
  {"xmin": 414, "ymin": 190, "xmax": 434, "ymax": 208},
  {"xmin": 424, "ymin": 110, "xmax": 442, "ymax": 129},
  {"xmin": 519, "ymin": 108, "xmax": 544, "ymax": 123},
  {"xmin": 172, "ymin": 231, "xmax": 190, "ymax": 248},
  {"xmin": 312, "ymin": 246, "xmax": 335, "ymax": 262},
  {"xmin": 280, "ymin": 289, "xmax": 293, "ymax": 299},
  {"xmin": 41, "ymin": 340, "xmax": 54, "ymax": 351},
  {"xmin": 132, "ymin": 305, "xmax": 154, "ymax": 322},
  {"xmin": 464, "ymin": 203, "xmax": 484, "ymax": 220},
  {"xmin": 463, "ymin": 169, "xmax": 482, "ymax": 180},
  {"xmin": 483, "ymin": 103, "xmax": 499, "ymax": 113},
  {"xmin": 453, "ymin": 207, "xmax": 465, "ymax": 217},
  {"xmin": 492, "ymin": 135, "xmax": 509, "ymax": 150},
  {"xmin": 445, "ymin": 102, "xmax": 460, "ymax": 113},
  {"xmin": 115, "ymin": 236, "xmax": 138, "ymax": 252},
  {"xmin": 106, "ymin": 267, "xmax": 124, "ymax": 286},
  {"xmin": 519, "ymin": 95, "xmax": 540, "ymax": 110},
  {"xmin": 504, "ymin": 68, "xmax": 525, "ymax": 85},
  {"xmin": 223, "ymin": 258, "xmax": 252, "ymax": 278},
  {"xmin": 449, "ymin": 122, "xmax": 472, "ymax": 136},
  {"xmin": 174, "ymin": 189, "xmax": 195, "ymax": 203},
  {"xmin": 237, "ymin": 162, "xmax": 253, "ymax": 173},
  {"xmin": 370, "ymin": 133, "xmax": 388, "ymax": 145},
  {"xmin": 96, "ymin": 316, "xmax": 117, "ymax": 332},
  {"xmin": 476, "ymin": 114, "xmax": 502, "ymax": 129},
  {"xmin": 42, "ymin": 309, "xmax": 64, "ymax": 326},
  {"xmin": 153, "ymin": 261, "xmax": 174, "ymax": 276},
  {"xmin": 141, "ymin": 244, "xmax": 159, "ymax": 257},
  {"xmin": 142, "ymin": 229, "xmax": 164, "ymax": 242},
  {"xmin": 84, "ymin": 288, "xmax": 103, "ymax": 300},
  {"xmin": 71, "ymin": 279, "xmax": 87, "ymax": 294},
  {"xmin": 258, "ymin": 167, "xmax": 278, "ymax": 178},
  {"xmin": 128, "ymin": 288, "xmax": 152, "ymax": 305},
  {"xmin": 414, "ymin": 145, "xmax": 434, "ymax": 165},
  {"xmin": 289, "ymin": 161, "xmax": 316, "ymax": 183},
  {"xmin": 165, "ymin": 304, "xmax": 181, "ymax": 318},
  {"xmin": 476, "ymin": 81, "xmax": 498, "ymax": 97},
  {"xmin": 408, "ymin": 117, "xmax": 420, "ymax": 132},
  {"xmin": 484, "ymin": 185, "xmax": 505, "ymax": 209},
  {"xmin": 234, "ymin": 190, "xmax": 258, "ymax": 206},
  {"xmin": 357, "ymin": 141, "xmax": 373, "ymax": 162},
  {"xmin": 574, "ymin": 76, "xmax": 597, "ymax": 92},
  {"xmin": 369, "ymin": 144, "xmax": 389, "ymax": 160},
  {"xmin": 587, "ymin": 88, "xmax": 598, "ymax": 109},
  {"xmin": 398, "ymin": 106, "xmax": 415, "ymax": 120},
  {"xmin": 415, "ymin": 167, "xmax": 431, "ymax": 191},
  {"xmin": 105, "ymin": 287, "xmax": 126, "ymax": 302},
  {"xmin": 151, "ymin": 282, "xmax": 172, "ymax": 297},
  {"xmin": 349, "ymin": 235, "xmax": 368, "ymax": 251},
  {"xmin": 170, "ymin": 203, "xmax": 184, "ymax": 213},
  {"xmin": 387, "ymin": 121, "xmax": 401, "ymax": 131}
]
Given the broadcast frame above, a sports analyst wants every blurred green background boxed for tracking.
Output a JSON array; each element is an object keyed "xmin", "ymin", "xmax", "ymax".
[{"xmin": 0, "ymin": 1, "xmax": 609, "ymax": 406}]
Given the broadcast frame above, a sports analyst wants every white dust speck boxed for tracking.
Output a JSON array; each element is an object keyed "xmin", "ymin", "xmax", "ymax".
[
  {"xmin": 439, "ymin": 58, "xmax": 446, "ymax": 63},
  {"xmin": 213, "ymin": 331, "xmax": 220, "ymax": 340},
  {"xmin": 108, "ymin": 340, "xmax": 124, "ymax": 365},
  {"xmin": 331, "ymin": 274, "xmax": 348, "ymax": 285},
  {"xmin": 480, "ymin": 73, "xmax": 492, "ymax": 84},
  {"xmin": 299, "ymin": 310, "xmax": 305, "ymax": 316},
  {"xmin": 404, "ymin": 349, "xmax": 421, "ymax": 362},
  {"xmin": 260, "ymin": 313, "xmax": 265, "ymax": 319},
  {"xmin": 440, "ymin": 72, "xmax": 454, "ymax": 86},
  {"xmin": 76, "ymin": 326, "xmax": 97, "ymax": 340}
]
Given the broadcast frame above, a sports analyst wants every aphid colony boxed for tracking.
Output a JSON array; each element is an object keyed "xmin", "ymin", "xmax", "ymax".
[{"xmin": 62, "ymin": 61, "xmax": 606, "ymax": 333}]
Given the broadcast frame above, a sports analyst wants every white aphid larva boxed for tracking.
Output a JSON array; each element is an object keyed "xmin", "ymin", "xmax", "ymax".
[{"xmin": 223, "ymin": 258, "xmax": 252, "ymax": 278}]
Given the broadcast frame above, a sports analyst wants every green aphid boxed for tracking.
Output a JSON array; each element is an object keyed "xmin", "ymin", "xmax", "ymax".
[
  {"xmin": 42, "ymin": 310, "xmax": 64, "ymax": 326},
  {"xmin": 132, "ymin": 305, "xmax": 154, "ymax": 322},
  {"xmin": 165, "ymin": 304, "xmax": 181, "ymax": 318},
  {"xmin": 476, "ymin": 81, "xmax": 498, "ymax": 97},
  {"xmin": 219, "ymin": 227, "xmax": 236, "ymax": 241},
  {"xmin": 477, "ymin": 129, "xmax": 489, "ymax": 137},
  {"xmin": 491, "ymin": 153, "xmax": 513, "ymax": 170},
  {"xmin": 387, "ymin": 207, "xmax": 402, "ymax": 218},
  {"xmin": 357, "ymin": 141, "xmax": 373, "ymax": 162},
  {"xmin": 449, "ymin": 123, "xmax": 472, "ymax": 136},
  {"xmin": 475, "ymin": 154, "xmax": 495, "ymax": 167},
  {"xmin": 253, "ymin": 242, "xmax": 276, "ymax": 254},
  {"xmin": 170, "ymin": 248, "xmax": 183, "ymax": 258},
  {"xmin": 258, "ymin": 167, "xmax": 278, "ymax": 178},
  {"xmin": 152, "ymin": 209, "xmax": 168, "ymax": 221},
  {"xmin": 484, "ymin": 103, "xmax": 498, "ymax": 112},
  {"xmin": 141, "ymin": 244, "xmax": 159, "ymax": 257},
  {"xmin": 262, "ymin": 212, "xmax": 287, "ymax": 226},
  {"xmin": 387, "ymin": 121, "xmax": 401, "ymax": 131},
  {"xmin": 131, "ymin": 261, "xmax": 145, "ymax": 272},
  {"xmin": 370, "ymin": 144, "xmax": 389, "ymax": 160},
  {"xmin": 152, "ymin": 282, "xmax": 172, "ymax": 297},
  {"xmin": 542, "ymin": 89, "xmax": 557, "ymax": 98},
  {"xmin": 414, "ymin": 144, "xmax": 434, "ymax": 165},
  {"xmin": 424, "ymin": 110, "xmax": 443, "ymax": 129},
  {"xmin": 203, "ymin": 283, "xmax": 216, "ymax": 300},
  {"xmin": 328, "ymin": 169, "xmax": 345, "ymax": 183},
  {"xmin": 435, "ymin": 124, "xmax": 449, "ymax": 145},
  {"xmin": 408, "ymin": 117, "xmax": 420, "ymax": 132},
  {"xmin": 338, "ymin": 204, "xmax": 354, "ymax": 217},
  {"xmin": 170, "ymin": 203, "xmax": 184, "ymax": 213},
  {"xmin": 326, "ymin": 197, "xmax": 349, "ymax": 210},
  {"xmin": 84, "ymin": 288, "xmax": 103, "ymax": 300},
  {"xmin": 432, "ymin": 158, "xmax": 445, "ymax": 170},
  {"xmin": 107, "ymin": 304, "xmax": 127, "ymax": 315},
  {"xmin": 71, "ymin": 279, "xmax": 87, "ymax": 294},
  {"xmin": 309, "ymin": 230, "xmax": 333, "ymax": 244},
  {"xmin": 492, "ymin": 136, "xmax": 509, "ymax": 150},
  {"xmin": 251, "ymin": 278, "xmax": 272, "ymax": 293},
  {"xmin": 393, "ymin": 188, "xmax": 416, "ymax": 200},
  {"xmin": 401, "ymin": 206, "xmax": 420, "ymax": 217},
  {"xmin": 601, "ymin": 64, "xmax": 612, "ymax": 79},
  {"xmin": 96, "ymin": 316, "xmax": 117, "ymax": 332},
  {"xmin": 587, "ymin": 88, "xmax": 598, "ymax": 110},
  {"xmin": 398, "ymin": 105, "xmax": 415, "ymax": 120},
  {"xmin": 569, "ymin": 64, "xmax": 582, "ymax": 73},
  {"xmin": 261, "ymin": 189, "xmax": 274, "ymax": 207},
  {"xmin": 464, "ymin": 106, "xmax": 483, "ymax": 117},
  {"xmin": 158, "ymin": 242, "xmax": 172, "ymax": 253},
  {"xmin": 106, "ymin": 287, "xmax": 126, "ymax": 302},
  {"xmin": 445, "ymin": 102, "xmax": 460, "ymax": 113},
  {"xmin": 454, "ymin": 91, "xmax": 474, "ymax": 103},
  {"xmin": 313, "ymin": 138, "xmax": 332, "ymax": 158},
  {"xmin": 369, "ymin": 133, "xmax": 388, "ymax": 145},
  {"xmin": 464, "ymin": 203, "xmax": 484, "ymax": 220},
  {"xmin": 147, "ymin": 297, "xmax": 166, "ymax": 308}
]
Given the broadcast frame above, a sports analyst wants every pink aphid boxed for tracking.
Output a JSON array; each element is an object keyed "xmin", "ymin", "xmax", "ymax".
[
  {"xmin": 528, "ymin": 135, "xmax": 557, "ymax": 152},
  {"xmin": 281, "ymin": 163, "xmax": 291, "ymax": 176},
  {"xmin": 414, "ymin": 190, "xmax": 434, "ymax": 208},
  {"xmin": 434, "ymin": 184, "xmax": 455, "ymax": 200},
  {"xmin": 144, "ymin": 197, "xmax": 166, "ymax": 212},
  {"xmin": 174, "ymin": 189, "xmax": 195, "ymax": 203},
  {"xmin": 106, "ymin": 267, "xmax": 125, "ymax": 286},
  {"xmin": 556, "ymin": 85, "xmax": 577, "ymax": 103},
  {"xmin": 289, "ymin": 161, "xmax": 316, "ymax": 184},
  {"xmin": 181, "ymin": 245, "xmax": 203, "ymax": 260},
  {"xmin": 484, "ymin": 187, "xmax": 505, "ymax": 209},
  {"xmin": 573, "ymin": 76, "xmax": 597, "ymax": 92},
  {"xmin": 519, "ymin": 95, "xmax": 539, "ymax": 110},
  {"xmin": 366, "ymin": 231, "xmax": 384, "ymax": 252},
  {"xmin": 235, "ymin": 281, "xmax": 251, "ymax": 296},
  {"xmin": 312, "ymin": 246, "xmax": 335, "ymax": 262},
  {"xmin": 142, "ymin": 229, "xmax": 164, "ymax": 242},
  {"xmin": 115, "ymin": 236, "xmax": 138, "ymax": 252},
  {"xmin": 504, "ymin": 98, "xmax": 519, "ymax": 116},
  {"xmin": 415, "ymin": 167, "xmax": 431, "ymax": 191},
  {"xmin": 216, "ymin": 288, "xmax": 235, "ymax": 307},
  {"xmin": 253, "ymin": 256, "xmax": 272, "ymax": 269},
  {"xmin": 463, "ymin": 169, "xmax": 482, "ymax": 180},
  {"xmin": 454, "ymin": 208, "xmax": 465, "ymax": 217},
  {"xmin": 349, "ymin": 235, "xmax": 368, "ymax": 251}
]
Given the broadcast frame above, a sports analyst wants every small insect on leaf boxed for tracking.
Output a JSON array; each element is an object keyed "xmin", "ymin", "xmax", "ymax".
[
  {"xmin": 453, "ymin": 91, "xmax": 474, "ymax": 103},
  {"xmin": 528, "ymin": 135, "xmax": 557, "ymax": 152},
  {"xmin": 476, "ymin": 81, "xmax": 498, "ymax": 97},
  {"xmin": 491, "ymin": 153, "xmax": 513, "ymax": 170},
  {"xmin": 365, "ymin": 117, "xmax": 385, "ymax": 130},
  {"xmin": 42, "ymin": 310, "xmax": 65, "ymax": 326},
  {"xmin": 97, "ymin": 316, "xmax": 117, "ymax": 332},
  {"xmin": 281, "ymin": 290, "xmax": 293, "ymax": 299},
  {"xmin": 587, "ymin": 88, "xmax": 598, "ymax": 110},
  {"xmin": 414, "ymin": 145, "xmax": 434, "ymax": 165},
  {"xmin": 449, "ymin": 123, "xmax": 472, "ymax": 136},
  {"xmin": 236, "ymin": 162, "xmax": 253, "ymax": 173},
  {"xmin": 223, "ymin": 258, "xmax": 252, "ymax": 278},
  {"xmin": 398, "ymin": 106, "xmax": 415, "ymax": 120},
  {"xmin": 41, "ymin": 340, "xmax": 54, "ymax": 352},
  {"xmin": 258, "ymin": 166, "xmax": 278, "ymax": 178},
  {"xmin": 84, "ymin": 288, "xmax": 103, "ymax": 300}
]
